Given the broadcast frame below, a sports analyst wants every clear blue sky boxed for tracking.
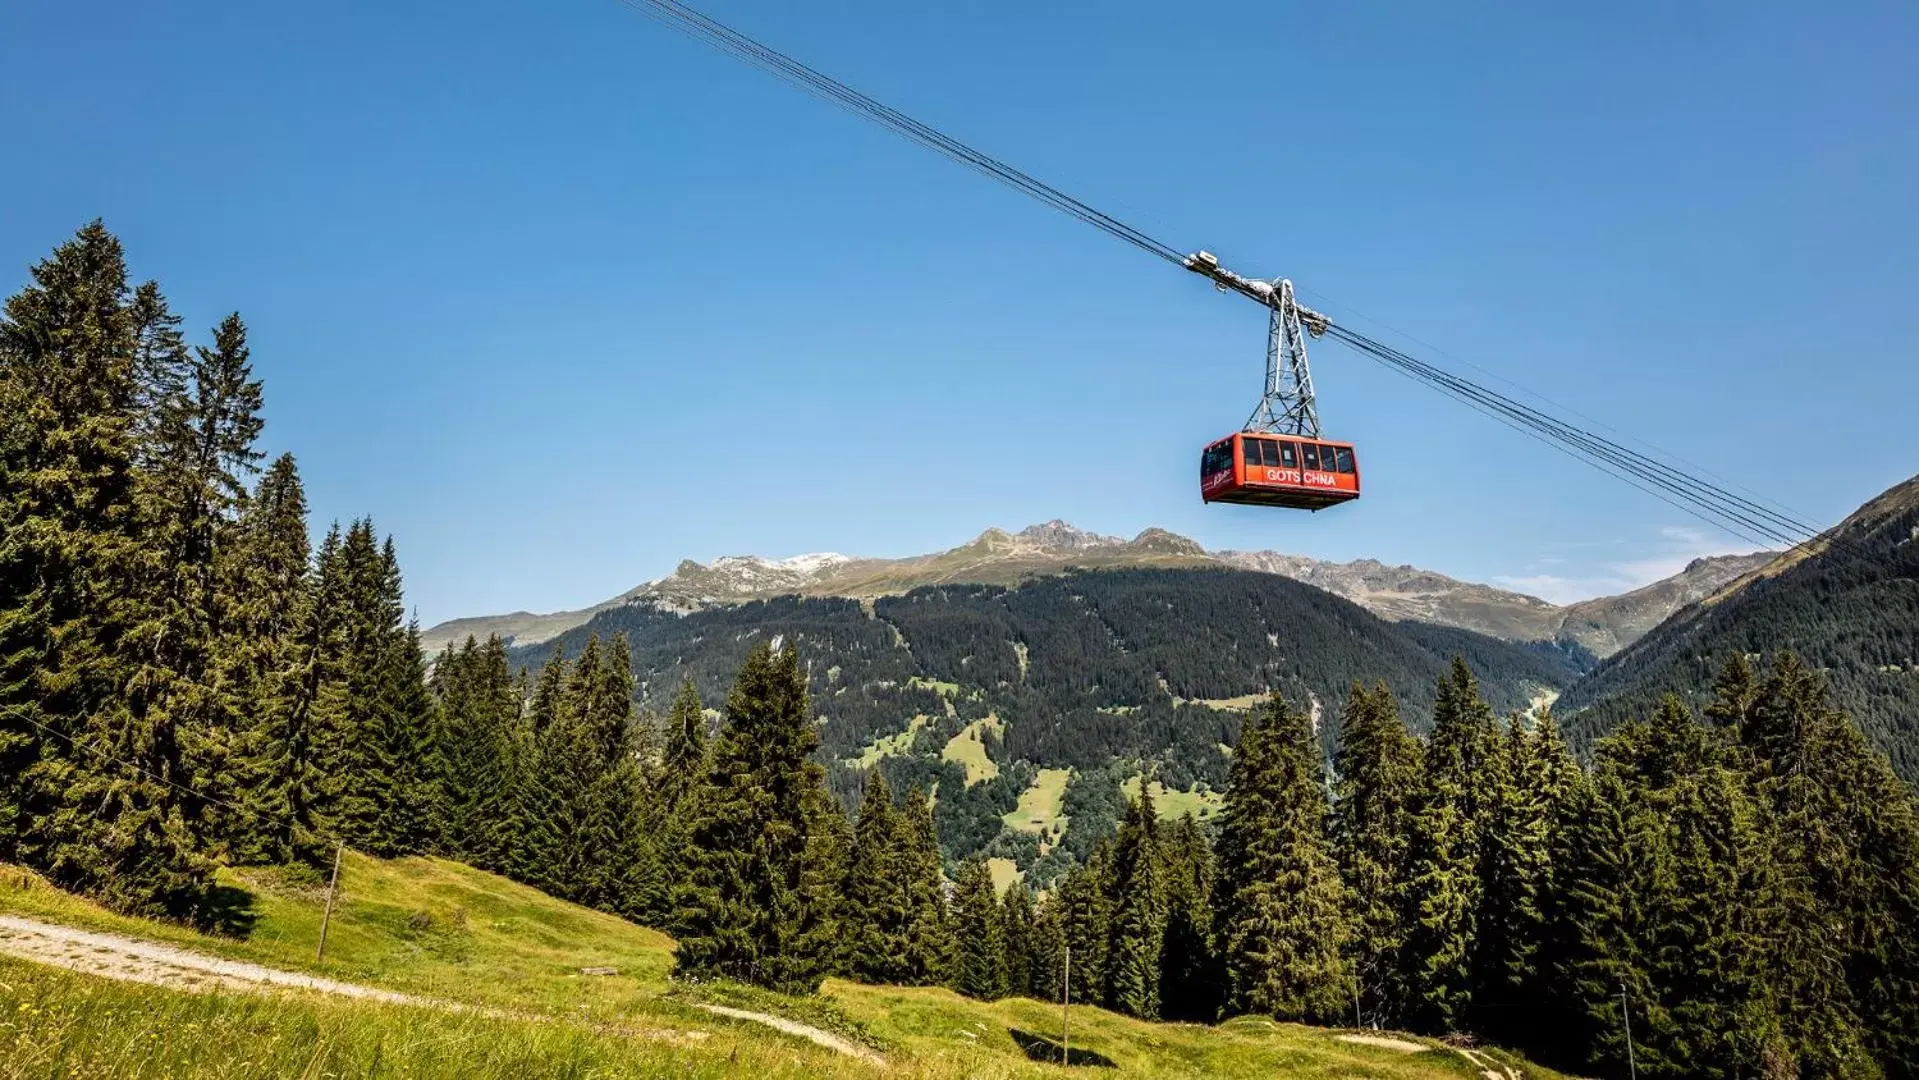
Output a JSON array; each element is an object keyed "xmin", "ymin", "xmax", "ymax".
[{"xmin": 5, "ymin": 1, "xmax": 1916, "ymax": 625}]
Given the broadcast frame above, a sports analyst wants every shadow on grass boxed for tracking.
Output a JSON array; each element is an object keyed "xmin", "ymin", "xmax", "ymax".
[
  {"xmin": 196, "ymin": 884, "xmax": 259, "ymax": 938},
  {"xmin": 1008, "ymin": 1028, "xmax": 1117, "ymax": 1068}
]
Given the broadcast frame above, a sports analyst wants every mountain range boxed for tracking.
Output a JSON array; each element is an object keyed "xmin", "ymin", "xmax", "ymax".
[
  {"xmin": 1561, "ymin": 473, "xmax": 1919, "ymax": 779},
  {"xmin": 441, "ymin": 472, "xmax": 1914, "ymax": 881},
  {"xmin": 423, "ymin": 521, "xmax": 1772, "ymax": 660}
]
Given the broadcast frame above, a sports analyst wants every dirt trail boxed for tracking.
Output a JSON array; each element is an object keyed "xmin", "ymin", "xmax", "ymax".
[
  {"xmin": 694, "ymin": 1003, "xmax": 885, "ymax": 1066},
  {"xmin": 0, "ymin": 914, "xmax": 875, "ymax": 1063},
  {"xmin": 0, "ymin": 915, "xmax": 415, "ymax": 1002}
]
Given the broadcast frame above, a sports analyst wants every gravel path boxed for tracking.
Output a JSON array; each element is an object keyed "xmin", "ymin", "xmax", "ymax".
[
  {"xmin": 0, "ymin": 914, "xmax": 417, "ymax": 1002},
  {"xmin": 0, "ymin": 914, "xmax": 879, "ymax": 1063},
  {"xmin": 694, "ymin": 1003, "xmax": 885, "ymax": 1065}
]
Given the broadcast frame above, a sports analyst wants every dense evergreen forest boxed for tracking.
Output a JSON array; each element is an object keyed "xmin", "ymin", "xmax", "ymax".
[
  {"xmin": 1561, "ymin": 478, "xmax": 1919, "ymax": 781},
  {"xmin": 511, "ymin": 567, "xmax": 1587, "ymax": 876},
  {"xmin": 5, "ymin": 224, "xmax": 1917, "ymax": 1079}
]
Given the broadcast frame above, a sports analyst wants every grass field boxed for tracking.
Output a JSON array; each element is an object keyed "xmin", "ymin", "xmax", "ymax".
[
  {"xmin": 850, "ymin": 714, "xmax": 931, "ymax": 768},
  {"xmin": 985, "ymin": 857, "xmax": 1023, "ymax": 894},
  {"xmin": 941, "ymin": 716, "xmax": 1003, "ymax": 785},
  {"xmin": 0, "ymin": 857, "xmax": 1566, "ymax": 1078},
  {"xmin": 1002, "ymin": 767, "xmax": 1071, "ymax": 837},
  {"xmin": 1120, "ymin": 777, "xmax": 1225, "ymax": 824}
]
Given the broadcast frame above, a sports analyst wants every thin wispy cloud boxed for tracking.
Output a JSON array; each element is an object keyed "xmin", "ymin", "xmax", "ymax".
[{"xmin": 1496, "ymin": 526, "xmax": 1765, "ymax": 605}]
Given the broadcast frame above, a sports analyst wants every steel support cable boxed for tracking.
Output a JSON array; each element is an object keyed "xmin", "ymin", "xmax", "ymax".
[
  {"xmin": 1325, "ymin": 324, "xmax": 1817, "ymax": 546},
  {"xmin": 1343, "ymin": 346, "xmax": 1783, "ymax": 550},
  {"xmin": 1326, "ymin": 324, "xmax": 1820, "ymax": 540},
  {"xmin": 1294, "ymin": 286, "xmax": 1820, "ymax": 537},
  {"xmin": 613, "ymin": 0, "xmax": 1827, "ymax": 548},
  {"xmin": 1328, "ymin": 326, "xmax": 1805, "ymax": 547},
  {"xmin": 1325, "ymin": 331, "xmax": 1786, "ymax": 549},
  {"xmin": 617, "ymin": 0, "xmax": 1188, "ymax": 266}
]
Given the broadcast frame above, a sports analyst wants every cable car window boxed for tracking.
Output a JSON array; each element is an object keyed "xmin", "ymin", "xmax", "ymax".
[
  {"xmin": 1336, "ymin": 447, "xmax": 1355, "ymax": 474},
  {"xmin": 1206, "ymin": 443, "xmax": 1231, "ymax": 475},
  {"xmin": 1279, "ymin": 441, "xmax": 1297, "ymax": 468},
  {"xmin": 1243, "ymin": 439, "xmax": 1266, "ymax": 467},
  {"xmin": 1302, "ymin": 443, "xmax": 1321, "ymax": 471},
  {"xmin": 1262, "ymin": 439, "xmax": 1284, "ymax": 467}
]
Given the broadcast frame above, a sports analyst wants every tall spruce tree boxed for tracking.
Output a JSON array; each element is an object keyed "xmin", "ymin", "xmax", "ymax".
[
  {"xmin": 674, "ymin": 642, "xmax": 839, "ymax": 992},
  {"xmin": 1214, "ymin": 692, "xmax": 1352, "ymax": 1023},
  {"xmin": 1105, "ymin": 783, "xmax": 1165, "ymax": 1018},
  {"xmin": 1157, "ymin": 812, "xmax": 1220, "ymax": 1023},
  {"xmin": 224, "ymin": 455, "xmax": 317, "ymax": 864},
  {"xmin": 1732, "ymin": 656, "xmax": 1919, "ymax": 1076},
  {"xmin": 430, "ymin": 636, "xmax": 522, "ymax": 872},
  {"xmin": 1471, "ymin": 714, "xmax": 1551, "ymax": 1037},
  {"xmin": 135, "ymin": 308, "xmax": 264, "ymax": 855},
  {"xmin": 1331, "ymin": 682, "xmax": 1421, "ymax": 1026},
  {"xmin": 1397, "ymin": 658, "xmax": 1496, "ymax": 1032},
  {"xmin": 0, "ymin": 222, "xmax": 212, "ymax": 914},
  {"xmin": 1001, "ymin": 880, "xmax": 1038, "ymax": 999},
  {"xmin": 658, "ymin": 678, "xmax": 707, "ymax": 810},
  {"xmin": 896, "ymin": 783, "xmax": 952, "ymax": 984},
  {"xmin": 1029, "ymin": 891, "xmax": 1068, "ymax": 1004},
  {"xmin": 1057, "ymin": 846, "xmax": 1113, "ymax": 1007},
  {"xmin": 1550, "ymin": 761, "xmax": 1666, "ymax": 1072},
  {"xmin": 949, "ymin": 856, "xmax": 1008, "ymax": 1000},
  {"xmin": 843, "ymin": 771, "xmax": 908, "ymax": 981},
  {"xmin": 1551, "ymin": 698, "xmax": 1783, "ymax": 1078},
  {"xmin": 519, "ymin": 646, "xmax": 611, "ymax": 903}
]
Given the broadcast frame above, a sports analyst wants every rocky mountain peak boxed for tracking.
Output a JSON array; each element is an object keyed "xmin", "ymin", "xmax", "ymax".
[{"xmin": 1015, "ymin": 520, "xmax": 1120, "ymax": 550}]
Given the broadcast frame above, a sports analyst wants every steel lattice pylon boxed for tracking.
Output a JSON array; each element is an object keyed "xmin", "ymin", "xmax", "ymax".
[
  {"xmin": 1244, "ymin": 279, "xmax": 1321, "ymax": 437},
  {"xmin": 1181, "ymin": 253, "xmax": 1330, "ymax": 438}
]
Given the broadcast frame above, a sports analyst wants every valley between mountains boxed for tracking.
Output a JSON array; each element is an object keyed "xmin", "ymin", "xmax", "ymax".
[{"xmin": 426, "ymin": 482, "xmax": 1919, "ymax": 885}]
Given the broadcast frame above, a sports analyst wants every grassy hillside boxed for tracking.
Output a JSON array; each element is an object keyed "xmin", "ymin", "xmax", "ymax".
[{"xmin": 0, "ymin": 854, "xmax": 1564, "ymax": 1078}]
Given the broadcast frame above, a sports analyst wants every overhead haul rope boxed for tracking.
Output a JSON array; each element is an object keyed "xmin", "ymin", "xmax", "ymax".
[{"xmin": 616, "ymin": 0, "xmax": 1829, "ymax": 552}]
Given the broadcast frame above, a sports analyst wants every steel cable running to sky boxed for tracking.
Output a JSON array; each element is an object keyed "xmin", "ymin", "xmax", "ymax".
[{"xmin": 616, "ymin": 0, "xmax": 1825, "ymax": 551}]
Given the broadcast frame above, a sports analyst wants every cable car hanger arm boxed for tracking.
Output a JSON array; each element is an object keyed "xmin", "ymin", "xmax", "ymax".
[{"xmin": 1182, "ymin": 250, "xmax": 1328, "ymax": 335}]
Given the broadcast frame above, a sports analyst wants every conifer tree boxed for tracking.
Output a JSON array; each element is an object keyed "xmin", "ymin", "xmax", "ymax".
[
  {"xmin": 529, "ymin": 647, "xmax": 567, "ymax": 736},
  {"xmin": 1157, "ymin": 812, "xmax": 1220, "ymax": 1023},
  {"xmin": 1397, "ymin": 659, "xmax": 1495, "ymax": 1032},
  {"xmin": 658, "ymin": 678, "xmax": 707, "ymax": 810},
  {"xmin": 1105, "ymin": 783, "xmax": 1165, "ymax": 1018},
  {"xmin": 1214, "ymin": 692, "xmax": 1352, "ymax": 1023},
  {"xmin": 674, "ymin": 642, "xmax": 839, "ymax": 992},
  {"xmin": 1029, "ymin": 892, "xmax": 1068, "ymax": 1004},
  {"xmin": 1057, "ymin": 847, "xmax": 1113, "ymax": 1006},
  {"xmin": 518, "ymin": 654, "xmax": 609, "ymax": 903},
  {"xmin": 273, "ymin": 523, "xmax": 350, "ymax": 865},
  {"xmin": 1733, "ymin": 655, "xmax": 1919, "ymax": 1076},
  {"xmin": 430, "ymin": 636, "xmax": 522, "ymax": 871},
  {"xmin": 1471, "ymin": 714, "xmax": 1552, "ymax": 1035},
  {"xmin": 895, "ymin": 783, "xmax": 952, "ymax": 984},
  {"xmin": 1001, "ymin": 881, "xmax": 1038, "ymax": 998},
  {"xmin": 949, "ymin": 856, "xmax": 1007, "ymax": 1000},
  {"xmin": 843, "ymin": 771, "xmax": 907, "ymax": 981},
  {"xmin": 0, "ymin": 222, "xmax": 212, "ymax": 913},
  {"xmin": 1550, "ymin": 762, "xmax": 1665, "ymax": 1072},
  {"xmin": 219, "ymin": 453, "xmax": 313, "ymax": 864},
  {"xmin": 1552, "ymin": 698, "xmax": 1783, "ymax": 1078},
  {"xmin": 1331, "ymin": 682, "xmax": 1421, "ymax": 1025},
  {"xmin": 796, "ymin": 780, "xmax": 852, "ymax": 971}
]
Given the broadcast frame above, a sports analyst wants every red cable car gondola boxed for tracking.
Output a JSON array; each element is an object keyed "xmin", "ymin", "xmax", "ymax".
[
  {"xmin": 1192, "ymin": 259, "xmax": 1360, "ymax": 512},
  {"xmin": 1201, "ymin": 432, "xmax": 1360, "ymax": 510}
]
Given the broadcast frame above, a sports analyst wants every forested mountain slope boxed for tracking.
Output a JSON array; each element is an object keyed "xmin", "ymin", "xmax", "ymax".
[
  {"xmin": 511, "ymin": 566, "xmax": 1578, "ymax": 873},
  {"xmin": 1561, "ymin": 473, "xmax": 1919, "ymax": 779},
  {"xmin": 431, "ymin": 520, "xmax": 1767, "ymax": 659}
]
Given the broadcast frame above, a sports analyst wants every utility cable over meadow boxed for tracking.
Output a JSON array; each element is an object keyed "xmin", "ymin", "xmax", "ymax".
[{"xmin": 617, "ymin": 0, "xmax": 1823, "ymax": 551}]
